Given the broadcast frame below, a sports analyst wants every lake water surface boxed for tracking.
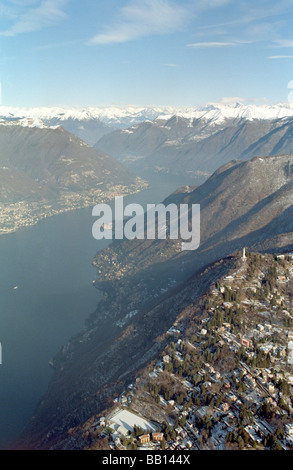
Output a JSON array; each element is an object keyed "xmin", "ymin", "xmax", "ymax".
[{"xmin": 0, "ymin": 174, "xmax": 193, "ymax": 448}]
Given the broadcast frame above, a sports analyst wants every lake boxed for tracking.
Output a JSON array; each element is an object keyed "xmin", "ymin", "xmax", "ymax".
[{"xmin": 0, "ymin": 174, "xmax": 193, "ymax": 448}]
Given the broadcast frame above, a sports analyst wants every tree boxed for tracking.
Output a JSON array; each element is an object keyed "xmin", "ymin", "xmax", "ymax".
[
  {"xmin": 272, "ymin": 440, "xmax": 283, "ymax": 451},
  {"xmin": 238, "ymin": 436, "xmax": 244, "ymax": 450},
  {"xmin": 180, "ymin": 415, "xmax": 186, "ymax": 427}
]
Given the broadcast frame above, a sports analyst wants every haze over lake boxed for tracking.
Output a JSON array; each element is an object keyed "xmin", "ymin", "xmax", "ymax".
[{"xmin": 0, "ymin": 175, "xmax": 188, "ymax": 449}]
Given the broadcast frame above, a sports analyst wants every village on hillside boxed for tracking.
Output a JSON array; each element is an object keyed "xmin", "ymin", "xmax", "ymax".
[
  {"xmin": 0, "ymin": 184, "xmax": 145, "ymax": 235},
  {"xmin": 70, "ymin": 250, "xmax": 293, "ymax": 451}
]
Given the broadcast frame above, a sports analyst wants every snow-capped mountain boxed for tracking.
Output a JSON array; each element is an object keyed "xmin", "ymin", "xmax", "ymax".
[
  {"xmin": 94, "ymin": 102, "xmax": 293, "ymax": 184},
  {"xmin": 0, "ymin": 104, "xmax": 194, "ymax": 145},
  {"xmin": 0, "ymin": 104, "xmax": 194, "ymax": 126},
  {"xmin": 156, "ymin": 102, "xmax": 293, "ymax": 124},
  {"xmin": 0, "ymin": 117, "xmax": 59, "ymax": 130},
  {"xmin": 1, "ymin": 102, "xmax": 293, "ymax": 125},
  {"xmin": 2, "ymin": 101, "xmax": 293, "ymax": 148}
]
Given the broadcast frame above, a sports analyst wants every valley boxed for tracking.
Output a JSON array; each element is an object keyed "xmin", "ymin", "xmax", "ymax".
[
  {"xmin": 10, "ymin": 153, "xmax": 293, "ymax": 450},
  {"xmin": 95, "ymin": 104, "xmax": 293, "ymax": 182},
  {"xmin": 1, "ymin": 104, "xmax": 293, "ymax": 451},
  {"xmin": 4, "ymin": 0, "xmax": 293, "ymax": 455}
]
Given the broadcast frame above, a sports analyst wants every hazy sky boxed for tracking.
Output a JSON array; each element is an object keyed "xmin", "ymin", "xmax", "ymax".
[{"xmin": 1, "ymin": 0, "xmax": 293, "ymax": 107}]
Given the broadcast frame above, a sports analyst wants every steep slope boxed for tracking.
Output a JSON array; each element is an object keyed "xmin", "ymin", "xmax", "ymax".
[
  {"xmin": 12, "ymin": 154, "xmax": 293, "ymax": 449},
  {"xmin": 95, "ymin": 113, "xmax": 293, "ymax": 182},
  {"xmin": 0, "ymin": 120, "xmax": 147, "ymax": 233},
  {"xmin": 43, "ymin": 117, "xmax": 114, "ymax": 147},
  {"xmin": 0, "ymin": 122, "xmax": 139, "ymax": 192},
  {"xmin": 92, "ymin": 154, "xmax": 293, "ymax": 291}
]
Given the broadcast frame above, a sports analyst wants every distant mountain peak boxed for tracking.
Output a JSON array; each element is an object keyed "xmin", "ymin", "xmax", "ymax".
[
  {"xmin": 156, "ymin": 103, "xmax": 293, "ymax": 125},
  {"xmin": 1, "ymin": 103, "xmax": 293, "ymax": 131},
  {"xmin": 0, "ymin": 117, "xmax": 59, "ymax": 130}
]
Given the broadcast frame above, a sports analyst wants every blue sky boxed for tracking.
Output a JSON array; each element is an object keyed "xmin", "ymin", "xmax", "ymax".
[{"xmin": 1, "ymin": 0, "xmax": 293, "ymax": 107}]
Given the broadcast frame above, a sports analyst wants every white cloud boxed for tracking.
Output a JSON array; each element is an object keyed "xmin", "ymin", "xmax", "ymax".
[
  {"xmin": 199, "ymin": 0, "xmax": 293, "ymax": 30},
  {"xmin": 214, "ymin": 96, "xmax": 247, "ymax": 105},
  {"xmin": 0, "ymin": 0, "xmax": 69, "ymax": 36},
  {"xmin": 87, "ymin": 0, "xmax": 236, "ymax": 46},
  {"xmin": 187, "ymin": 41, "xmax": 235, "ymax": 48},
  {"xmin": 209, "ymin": 95, "xmax": 270, "ymax": 105},
  {"xmin": 273, "ymin": 39, "xmax": 293, "ymax": 48},
  {"xmin": 187, "ymin": 40, "xmax": 251, "ymax": 48},
  {"xmin": 268, "ymin": 55, "xmax": 293, "ymax": 59},
  {"xmin": 87, "ymin": 0, "xmax": 192, "ymax": 45}
]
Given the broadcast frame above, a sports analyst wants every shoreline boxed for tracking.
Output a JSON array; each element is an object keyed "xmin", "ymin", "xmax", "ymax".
[{"xmin": 0, "ymin": 181, "xmax": 148, "ymax": 237}]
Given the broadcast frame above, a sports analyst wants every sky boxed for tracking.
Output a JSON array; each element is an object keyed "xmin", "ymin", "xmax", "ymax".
[{"xmin": 1, "ymin": 0, "xmax": 293, "ymax": 108}]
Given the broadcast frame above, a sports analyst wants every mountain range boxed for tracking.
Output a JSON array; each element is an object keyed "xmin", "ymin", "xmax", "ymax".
[
  {"xmin": 95, "ymin": 106, "xmax": 293, "ymax": 184},
  {"xmin": 0, "ymin": 105, "xmax": 193, "ymax": 146},
  {"xmin": 2, "ymin": 102, "xmax": 293, "ymax": 149}
]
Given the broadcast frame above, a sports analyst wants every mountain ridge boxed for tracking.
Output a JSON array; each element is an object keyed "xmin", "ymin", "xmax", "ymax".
[
  {"xmin": 2, "ymin": 103, "xmax": 293, "ymax": 147},
  {"xmin": 0, "ymin": 123, "xmax": 147, "ymax": 233},
  {"xmin": 2, "ymin": 102, "xmax": 293, "ymax": 124},
  {"xmin": 95, "ymin": 114, "xmax": 293, "ymax": 182},
  {"xmin": 11, "ymin": 153, "xmax": 293, "ymax": 449}
]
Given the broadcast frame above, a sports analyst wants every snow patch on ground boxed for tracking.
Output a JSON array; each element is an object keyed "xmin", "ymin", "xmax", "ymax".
[{"xmin": 108, "ymin": 409, "xmax": 157, "ymax": 436}]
